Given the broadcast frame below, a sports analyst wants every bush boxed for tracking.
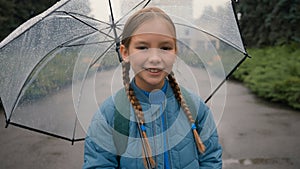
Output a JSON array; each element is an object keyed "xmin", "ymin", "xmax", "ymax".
[{"xmin": 233, "ymin": 43, "xmax": 300, "ymax": 110}]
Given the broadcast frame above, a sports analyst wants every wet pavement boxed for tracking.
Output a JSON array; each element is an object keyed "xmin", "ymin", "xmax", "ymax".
[
  {"xmin": 0, "ymin": 80, "xmax": 299, "ymax": 169},
  {"xmin": 219, "ymin": 81, "xmax": 300, "ymax": 169}
]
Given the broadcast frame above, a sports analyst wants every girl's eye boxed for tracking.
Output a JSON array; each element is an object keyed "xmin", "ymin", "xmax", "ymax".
[
  {"xmin": 161, "ymin": 46, "xmax": 173, "ymax": 51},
  {"xmin": 136, "ymin": 46, "xmax": 148, "ymax": 50}
]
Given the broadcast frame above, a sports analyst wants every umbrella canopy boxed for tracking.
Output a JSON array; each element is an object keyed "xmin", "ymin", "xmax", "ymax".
[{"xmin": 0, "ymin": 0, "xmax": 248, "ymax": 143}]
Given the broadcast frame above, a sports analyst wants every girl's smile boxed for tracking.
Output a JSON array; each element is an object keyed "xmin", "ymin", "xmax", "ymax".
[{"xmin": 120, "ymin": 18, "xmax": 177, "ymax": 92}]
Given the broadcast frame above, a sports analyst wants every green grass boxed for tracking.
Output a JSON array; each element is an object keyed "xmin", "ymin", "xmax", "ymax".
[{"xmin": 233, "ymin": 43, "xmax": 300, "ymax": 110}]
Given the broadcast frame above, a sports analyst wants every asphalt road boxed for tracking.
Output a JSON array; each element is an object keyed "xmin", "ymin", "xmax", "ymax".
[
  {"xmin": 219, "ymin": 81, "xmax": 300, "ymax": 169},
  {"xmin": 0, "ymin": 81, "xmax": 299, "ymax": 169}
]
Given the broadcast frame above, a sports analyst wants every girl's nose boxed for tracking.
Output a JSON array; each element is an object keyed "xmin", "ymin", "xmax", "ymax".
[{"xmin": 148, "ymin": 48, "xmax": 162, "ymax": 64}]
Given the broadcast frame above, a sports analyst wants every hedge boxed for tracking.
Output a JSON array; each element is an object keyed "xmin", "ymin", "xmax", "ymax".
[{"xmin": 232, "ymin": 43, "xmax": 300, "ymax": 110}]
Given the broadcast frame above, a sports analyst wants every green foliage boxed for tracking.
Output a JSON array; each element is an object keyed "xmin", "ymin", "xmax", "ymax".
[
  {"xmin": 21, "ymin": 49, "xmax": 120, "ymax": 102},
  {"xmin": 0, "ymin": 0, "xmax": 58, "ymax": 41},
  {"xmin": 22, "ymin": 51, "xmax": 77, "ymax": 101},
  {"xmin": 235, "ymin": 0, "xmax": 300, "ymax": 48},
  {"xmin": 99, "ymin": 51, "xmax": 120, "ymax": 70},
  {"xmin": 233, "ymin": 43, "xmax": 300, "ymax": 109},
  {"xmin": 0, "ymin": 0, "xmax": 17, "ymax": 40},
  {"xmin": 179, "ymin": 50, "xmax": 204, "ymax": 67}
]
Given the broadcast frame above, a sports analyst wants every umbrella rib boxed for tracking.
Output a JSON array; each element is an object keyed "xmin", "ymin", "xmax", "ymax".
[
  {"xmin": 89, "ymin": 42, "xmax": 116, "ymax": 68},
  {"xmin": 0, "ymin": 4, "xmax": 113, "ymax": 50},
  {"xmin": 109, "ymin": 0, "xmax": 152, "ymax": 62},
  {"xmin": 72, "ymin": 41, "xmax": 115, "ymax": 145},
  {"xmin": 71, "ymin": 114, "xmax": 79, "ymax": 145},
  {"xmin": 230, "ymin": 0, "xmax": 250, "ymax": 57},
  {"xmin": 0, "ymin": 0, "xmax": 72, "ymax": 49},
  {"xmin": 55, "ymin": 11, "xmax": 112, "ymax": 26},
  {"xmin": 70, "ymin": 43, "xmax": 119, "ymax": 144},
  {"xmin": 143, "ymin": 0, "xmax": 152, "ymax": 8},
  {"xmin": 175, "ymin": 22, "xmax": 247, "ymax": 55},
  {"xmin": 0, "ymin": 97, "xmax": 10, "ymax": 128},
  {"xmin": 115, "ymin": 0, "xmax": 151, "ymax": 25},
  {"xmin": 62, "ymin": 39, "xmax": 114, "ymax": 48},
  {"xmin": 204, "ymin": 53, "xmax": 249, "ymax": 103},
  {"xmin": 108, "ymin": 0, "xmax": 123, "ymax": 62},
  {"xmin": 61, "ymin": 11, "xmax": 115, "ymax": 40},
  {"xmin": 54, "ymin": 11, "xmax": 114, "ymax": 33},
  {"xmin": 8, "ymin": 121, "xmax": 85, "ymax": 143},
  {"xmin": 6, "ymin": 30, "xmax": 101, "ymax": 125},
  {"xmin": 7, "ymin": 30, "xmax": 116, "ymax": 141}
]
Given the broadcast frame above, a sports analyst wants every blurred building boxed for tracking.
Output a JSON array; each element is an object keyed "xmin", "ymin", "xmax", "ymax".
[{"xmin": 120, "ymin": 0, "xmax": 220, "ymax": 52}]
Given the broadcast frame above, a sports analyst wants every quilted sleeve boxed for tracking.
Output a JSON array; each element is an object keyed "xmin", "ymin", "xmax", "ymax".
[
  {"xmin": 83, "ymin": 136, "xmax": 119, "ymax": 169},
  {"xmin": 197, "ymin": 103, "xmax": 223, "ymax": 168},
  {"xmin": 83, "ymin": 97, "xmax": 119, "ymax": 169}
]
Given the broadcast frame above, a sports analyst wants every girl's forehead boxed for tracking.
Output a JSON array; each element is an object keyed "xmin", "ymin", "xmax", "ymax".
[
  {"xmin": 131, "ymin": 18, "xmax": 176, "ymax": 39},
  {"xmin": 131, "ymin": 33, "xmax": 175, "ymax": 45}
]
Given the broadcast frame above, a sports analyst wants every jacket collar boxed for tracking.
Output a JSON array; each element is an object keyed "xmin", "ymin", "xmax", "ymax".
[{"xmin": 130, "ymin": 78, "xmax": 174, "ymax": 104}]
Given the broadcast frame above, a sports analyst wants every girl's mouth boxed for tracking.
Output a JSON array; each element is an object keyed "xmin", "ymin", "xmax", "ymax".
[{"xmin": 146, "ymin": 68, "xmax": 162, "ymax": 73}]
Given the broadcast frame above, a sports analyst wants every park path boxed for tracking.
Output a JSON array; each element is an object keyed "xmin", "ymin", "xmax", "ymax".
[
  {"xmin": 219, "ymin": 81, "xmax": 300, "ymax": 169},
  {"xmin": 0, "ymin": 80, "xmax": 299, "ymax": 169}
]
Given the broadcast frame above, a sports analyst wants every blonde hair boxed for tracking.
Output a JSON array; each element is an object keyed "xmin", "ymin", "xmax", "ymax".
[
  {"xmin": 121, "ymin": 7, "xmax": 205, "ymax": 168},
  {"xmin": 122, "ymin": 7, "xmax": 176, "ymax": 50}
]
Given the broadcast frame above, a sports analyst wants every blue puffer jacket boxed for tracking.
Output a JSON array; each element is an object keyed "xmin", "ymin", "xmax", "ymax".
[{"xmin": 83, "ymin": 80, "xmax": 222, "ymax": 169}]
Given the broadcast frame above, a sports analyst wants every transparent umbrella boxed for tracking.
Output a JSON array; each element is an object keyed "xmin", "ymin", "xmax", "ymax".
[{"xmin": 0, "ymin": 0, "xmax": 248, "ymax": 144}]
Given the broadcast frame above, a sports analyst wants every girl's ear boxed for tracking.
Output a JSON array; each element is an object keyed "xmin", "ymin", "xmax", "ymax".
[{"xmin": 120, "ymin": 44, "xmax": 129, "ymax": 61}]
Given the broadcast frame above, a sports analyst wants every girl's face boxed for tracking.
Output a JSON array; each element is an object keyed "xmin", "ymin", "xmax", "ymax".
[{"xmin": 121, "ymin": 18, "xmax": 177, "ymax": 92}]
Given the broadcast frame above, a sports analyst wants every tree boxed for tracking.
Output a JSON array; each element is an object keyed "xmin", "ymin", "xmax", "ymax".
[
  {"xmin": 0, "ymin": 0, "xmax": 58, "ymax": 41},
  {"xmin": 235, "ymin": 0, "xmax": 300, "ymax": 47},
  {"xmin": 0, "ymin": 0, "xmax": 17, "ymax": 41}
]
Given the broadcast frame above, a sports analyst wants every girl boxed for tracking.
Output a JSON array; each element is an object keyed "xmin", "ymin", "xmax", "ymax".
[{"xmin": 83, "ymin": 7, "xmax": 222, "ymax": 169}]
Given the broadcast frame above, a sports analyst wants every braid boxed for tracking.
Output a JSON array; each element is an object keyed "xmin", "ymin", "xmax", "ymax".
[
  {"xmin": 121, "ymin": 61, "xmax": 156, "ymax": 168},
  {"xmin": 167, "ymin": 72, "xmax": 206, "ymax": 153}
]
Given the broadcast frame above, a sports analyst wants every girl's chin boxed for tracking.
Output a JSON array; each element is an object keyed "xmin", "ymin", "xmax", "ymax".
[{"xmin": 135, "ymin": 78, "xmax": 165, "ymax": 91}]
